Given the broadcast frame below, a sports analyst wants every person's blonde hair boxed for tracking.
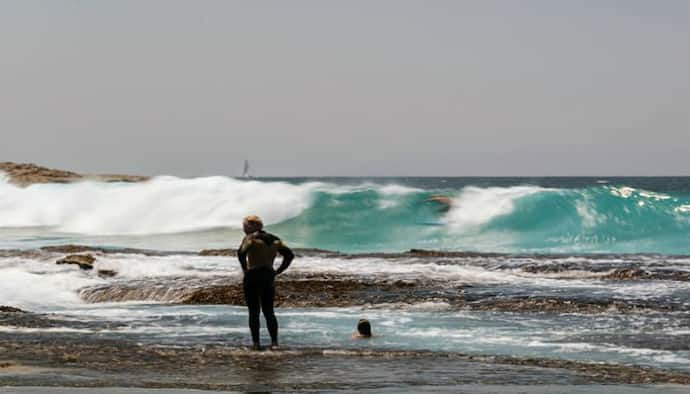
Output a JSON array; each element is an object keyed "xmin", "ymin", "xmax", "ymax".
[{"xmin": 243, "ymin": 215, "xmax": 263, "ymax": 234}]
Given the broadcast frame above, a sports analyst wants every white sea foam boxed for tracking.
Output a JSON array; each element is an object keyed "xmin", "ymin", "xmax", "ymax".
[
  {"xmin": 675, "ymin": 205, "xmax": 690, "ymax": 213},
  {"xmin": 0, "ymin": 176, "xmax": 428, "ymax": 236},
  {"xmin": 442, "ymin": 186, "xmax": 551, "ymax": 231},
  {"xmin": 92, "ymin": 254, "xmax": 236, "ymax": 279},
  {"xmin": 0, "ymin": 175, "xmax": 319, "ymax": 234},
  {"xmin": 575, "ymin": 198, "xmax": 605, "ymax": 228},
  {"xmin": 609, "ymin": 186, "xmax": 636, "ymax": 198},
  {"xmin": 0, "ymin": 263, "xmax": 103, "ymax": 310},
  {"xmin": 5, "ymin": 252, "xmax": 690, "ymax": 312}
]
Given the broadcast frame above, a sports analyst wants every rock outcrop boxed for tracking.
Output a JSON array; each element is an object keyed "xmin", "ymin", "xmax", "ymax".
[
  {"xmin": 97, "ymin": 270, "xmax": 117, "ymax": 278},
  {"xmin": 0, "ymin": 162, "xmax": 148, "ymax": 187},
  {"xmin": 57, "ymin": 254, "xmax": 96, "ymax": 270},
  {"xmin": 465, "ymin": 297, "xmax": 684, "ymax": 314},
  {"xmin": 181, "ymin": 277, "xmax": 427, "ymax": 307},
  {"xmin": 0, "ymin": 306, "xmax": 25, "ymax": 313},
  {"xmin": 601, "ymin": 268, "xmax": 690, "ymax": 282}
]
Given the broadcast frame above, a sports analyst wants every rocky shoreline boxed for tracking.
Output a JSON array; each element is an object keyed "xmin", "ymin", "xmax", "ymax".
[
  {"xmin": 0, "ymin": 162, "xmax": 148, "ymax": 186},
  {"xmin": 78, "ymin": 276, "xmax": 688, "ymax": 314},
  {"xmin": 0, "ymin": 333, "xmax": 688, "ymax": 387},
  {"xmin": 3, "ymin": 243, "xmax": 689, "ymax": 313}
]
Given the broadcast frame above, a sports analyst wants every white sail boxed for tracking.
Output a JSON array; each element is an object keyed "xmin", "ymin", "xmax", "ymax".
[{"xmin": 242, "ymin": 160, "xmax": 250, "ymax": 178}]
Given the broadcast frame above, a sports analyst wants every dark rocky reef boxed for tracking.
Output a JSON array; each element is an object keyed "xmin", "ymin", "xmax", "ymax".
[
  {"xmin": 56, "ymin": 254, "xmax": 96, "ymax": 270},
  {"xmin": 182, "ymin": 276, "xmax": 429, "ymax": 307},
  {"xmin": 521, "ymin": 264, "xmax": 690, "ymax": 282},
  {"xmin": 79, "ymin": 275, "xmax": 450, "ymax": 307},
  {"xmin": 78, "ymin": 271, "xmax": 689, "ymax": 314},
  {"xmin": 1, "ymin": 333, "xmax": 689, "ymax": 387},
  {"xmin": 0, "ymin": 162, "xmax": 148, "ymax": 187},
  {"xmin": 601, "ymin": 268, "xmax": 690, "ymax": 282},
  {"xmin": 55, "ymin": 253, "xmax": 116, "ymax": 277},
  {"xmin": 464, "ymin": 296, "xmax": 686, "ymax": 314},
  {"xmin": 40, "ymin": 244, "xmax": 186, "ymax": 256},
  {"xmin": 199, "ymin": 247, "xmax": 339, "ymax": 258},
  {"xmin": 0, "ymin": 306, "xmax": 25, "ymax": 313}
]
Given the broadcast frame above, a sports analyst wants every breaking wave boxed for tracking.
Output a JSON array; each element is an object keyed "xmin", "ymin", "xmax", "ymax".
[{"xmin": 1, "ymin": 175, "xmax": 690, "ymax": 254}]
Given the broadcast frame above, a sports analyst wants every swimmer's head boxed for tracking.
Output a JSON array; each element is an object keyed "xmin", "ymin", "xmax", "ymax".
[
  {"xmin": 357, "ymin": 319, "xmax": 372, "ymax": 337},
  {"xmin": 243, "ymin": 215, "xmax": 264, "ymax": 234}
]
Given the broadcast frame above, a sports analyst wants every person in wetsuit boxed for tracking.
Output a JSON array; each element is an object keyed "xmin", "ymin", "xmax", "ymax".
[{"xmin": 237, "ymin": 215, "xmax": 294, "ymax": 350}]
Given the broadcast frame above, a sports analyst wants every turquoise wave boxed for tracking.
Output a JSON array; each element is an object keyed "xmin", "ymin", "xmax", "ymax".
[
  {"xmin": 270, "ymin": 185, "xmax": 690, "ymax": 254},
  {"xmin": 1, "ymin": 174, "xmax": 689, "ymax": 254}
]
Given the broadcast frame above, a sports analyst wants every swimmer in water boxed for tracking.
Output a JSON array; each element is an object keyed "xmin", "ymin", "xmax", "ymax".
[{"xmin": 352, "ymin": 319, "xmax": 373, "ymax": 339}]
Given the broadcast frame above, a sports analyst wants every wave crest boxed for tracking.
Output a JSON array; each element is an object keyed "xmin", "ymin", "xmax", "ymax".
[{"xmin": 0, "ymin": 176, "xmax": 316, "ymax": 235}]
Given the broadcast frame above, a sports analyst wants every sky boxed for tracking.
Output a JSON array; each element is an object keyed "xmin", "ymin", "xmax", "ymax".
[{"xmin": 1, "ymin": 1, "xmax": 689, "ymax": 176}]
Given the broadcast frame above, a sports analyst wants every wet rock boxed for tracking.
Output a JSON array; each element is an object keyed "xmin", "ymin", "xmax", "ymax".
[
  {"xmin": 80, "ymin": 276, "xmax": 446, "ymax": 307},
  {"xmin": 1, "ymin": 334, "xmax": 689, "ymax": 386},
  {"xmin": 198, "ymin": 248, "xmax": 340, "ymax": 258},
  {"xmin": 57, "ymin": 254, "xmax": 96, "ymax": 270},
  {"xmin": 392, "ymin": 280, "xmax": 415, "ymax": 288},
  {"xmin": 466, "ymin": 297, "xmax": 684, "ymax": 314},
  {"xmin": 521, "ymin": 263, "xmax": 580, "ymax": 274},
  {"xmin": 601, "ymin": 268, "xmax": 650, "ymax": 280},
  {"xmin": 488, "ymin": 355, "xmax": 690, "ymax": 385},
  {"xmin": 43, "ymin": 245, "xmax": 94, "ymax": 254},
  {"xmin": 181, "ymin": 279, "xmax": 428, "ymax": 307},
  {"xmin": 654, "ymin": 270, "xmax": 690, "ymax": 281},
  {"xmin": 0, "ymin": 306, "xmax": 25, "ymax": 313},
  {"xmin": 0, "ymin": 162, "xmax": 80, "ymax": 186},
  {"xmin": 600, "ymin": 268, "xmax": 690, "ymax": 282},
  {"xmin": 409, "ymin": 249, "xmax": 447, "ymax": 257},
  {"xmin": 41, "ymin": 244, "xmax": 185, "ymax": 256},
  {"xmin": 0, "ymin": 162, "xmax": 148, "ymax": 187},
  {"xmin": 97, "ymin": 270, "xmax": 117, "ymax": 278},
  {"xmin": 199, "ymin": 249, "xmax": 235, "ymax": 257},
  {"xmin": 404, "ymin": 249, "xmax": 505, "ymax": 258}
]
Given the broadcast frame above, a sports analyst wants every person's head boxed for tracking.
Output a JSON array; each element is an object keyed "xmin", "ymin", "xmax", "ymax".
[
  {"xmin": 243, "ymin": 215, "xmax": 263, "ymax": 234},
  {"xmin": 357, "ymin": 319, "xmax": 372, "ymax": 337}
]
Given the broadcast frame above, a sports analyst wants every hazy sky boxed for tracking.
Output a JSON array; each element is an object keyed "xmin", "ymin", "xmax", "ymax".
[{"xmin": 1, "ymin": 1, "xmax": 689, "ymax": 176}]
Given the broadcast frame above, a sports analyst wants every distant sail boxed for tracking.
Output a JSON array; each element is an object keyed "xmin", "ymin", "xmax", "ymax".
[{"xmin": 242, "ymin": 160, "xmax": 251, "ymax": 178}]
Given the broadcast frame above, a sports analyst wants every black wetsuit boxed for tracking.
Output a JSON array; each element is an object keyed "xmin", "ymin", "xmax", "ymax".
[{"xmin": 237, "ymin": 230, "xmax": 294, "ymax": 347}]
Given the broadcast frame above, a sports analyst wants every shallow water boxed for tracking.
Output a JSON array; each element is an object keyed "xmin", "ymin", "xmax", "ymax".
[
  {"xmin": 2, "ymin": 252, "xmax": 690, "ymax": 372},
  {"xmin": 11, "ymin": 303, "xmax": 688, "ymax": 370}
]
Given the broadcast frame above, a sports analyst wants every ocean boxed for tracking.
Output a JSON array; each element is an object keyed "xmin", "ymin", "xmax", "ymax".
[
  {"xmin": 1, "ymin": 175, "xmax": 689, "ymax": 391},
  {"xmin": 2, "ymin": 175, "xmax": 690, "ymax": 254}
]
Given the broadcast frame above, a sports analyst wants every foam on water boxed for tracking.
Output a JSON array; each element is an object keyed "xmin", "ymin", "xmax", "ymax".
[
  {"xmin": 7, "ymin": 302, "xmax": 688, "ymax": 370},
  {"xmin": 2, "ymin": 175, "xmax": 690, "ymax": 253},
  {"xmin": 0, "ymin": 258, "xmax": 103, "ymax": 310},
  {"xmin": 0, "ymin": 175, "xmax": 318, "ymax": 234},
  {"xmin": 4, "ymin": 253, "xmax": 690, "ymax": 311},
  {"xmin": 442, "ymin": 186, "xmax": 551, "ymax": 231}
]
